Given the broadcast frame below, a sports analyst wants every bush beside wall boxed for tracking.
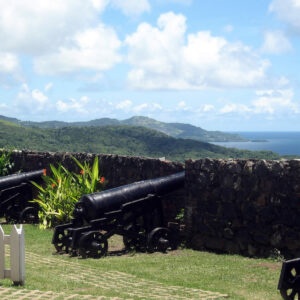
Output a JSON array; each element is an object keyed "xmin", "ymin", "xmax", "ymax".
[{"xmin": 5, "ymin": 150, "xmax": 185, "ymax": 223}]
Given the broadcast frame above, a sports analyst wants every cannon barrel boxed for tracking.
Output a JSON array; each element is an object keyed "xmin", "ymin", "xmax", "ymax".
[
  {"xmin": 74, "ymin": 171, "xmax": 185, "ymax": 221},
  {"xmin": 0, "ymin": 170, "xmax": 44, "ymax": 190}
]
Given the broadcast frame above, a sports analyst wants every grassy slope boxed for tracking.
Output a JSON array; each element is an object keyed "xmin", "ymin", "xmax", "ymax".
[
  {"xmin": 0, "ymin": 225, "xmax": 283, "ymax": 299},
  {"xmin": 0, "ymin": 120, "xmax": 281, "ymax": 161}
]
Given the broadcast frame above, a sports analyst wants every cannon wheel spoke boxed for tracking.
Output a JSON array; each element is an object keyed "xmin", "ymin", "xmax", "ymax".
[
  {"xmin": 5, "ymin": 205, "xmax": 21, "ymax": 223},
  {"xmin": 123, "ymin": 224, "xmax": 146, "ymax": 252},
  {"xmin": 20, "ymin": 207, "xmax": 39, "ymax": 224},
  {"xmin": 54, "ymin": 230, "xmax": 71, "ymax": 254},
  {"xmin": 78, "ymin": 231, "xmax": 108, "ymax": 259},
  {"xmin": 147, "ymin": 227, "xmax": 176, "ymax": 253}
]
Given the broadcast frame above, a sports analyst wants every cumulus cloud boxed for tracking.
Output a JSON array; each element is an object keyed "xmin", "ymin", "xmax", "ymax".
[
  {"xmin": 219, "ymin": 103, "xmax": 251, "ymax": 114},
  {"xmin": 34, "ymin": 25, "xmax": 122, "ymax": 75},
  {"xmin": 176, "ymin": 101, "xmax": 192, "ymax": 111},
  {"xmin": 56, "ymin": 97, "xmax": 90, "ymax": 114},
  {"xmin": 155, "ymin": 0, "xmax": 193, "ymax": 5},
  {"xmin": 269, "ymin": 0, "xmax": 300, "ymax": 33},
  {"xmin": 0, "ymin": 0, "xmax": 124, "ymax": 77},
  {"xmin": 253, "ymin": 89, "xmax": 299, "ymax": 114},
  {"xmin": 218, "ymin": 89, "xmax": 299, "ymax": 116},
  {"xmin": 132, "ymin": 103, "xmax": 162, "ymax": 113},
  {"xmin": 116, "ymin": 100, "xmax": 133, "ymax": 110},
  {"xmin": 223, "ymin": 25, "xmax": 234, "ymax": 33},
  {"xmin": 110, "ymin": 0, "xmax": 150, "ymax": 16},
  {"xmin": 0, "ymin": 52, "xmax": 19, "ymax": 73},
  {"xmin": 203, "ymin": 104, "xmax": 214, "ymax": 112},
  {"xmin": 0, "ymin": 0, "xmax": 109, "ymax": 55},
  {"xmin": 125, "ymin": 12, "xmax": 270, "ymax": 90},
  {"xmin": 0, "ymin": 52, "xmax": 21, "ymax": 85},
  {"xmin": 44, "ymin": 82, "xmax": 53, "ymax": 92},
  {"xmin": 261, "ymin": 30, "xmax": 292, "ymax": 54},
  {"xmin": 14, "ymin": 84, "xmax": 50, "ymax": 113}
]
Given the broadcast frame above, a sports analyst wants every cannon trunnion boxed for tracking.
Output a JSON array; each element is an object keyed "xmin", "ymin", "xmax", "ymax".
[
  {"xmin": 0, "ymin": 170, "xmax": 44, "ymax": 223},
  {"xmin": 52, "ymin": 172, "xmax": 185, "ymax": 258}
]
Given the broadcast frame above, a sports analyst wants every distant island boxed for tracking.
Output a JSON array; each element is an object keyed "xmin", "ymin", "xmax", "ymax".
[{"xmin": 251, "ymin": 139, "xmax": 268, "ymax": 143}]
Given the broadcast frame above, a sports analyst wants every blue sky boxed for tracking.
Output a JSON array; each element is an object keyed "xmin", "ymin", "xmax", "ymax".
[{"xmin": 0, "ymin": 0, "xmax": 300, "ymax": 131}]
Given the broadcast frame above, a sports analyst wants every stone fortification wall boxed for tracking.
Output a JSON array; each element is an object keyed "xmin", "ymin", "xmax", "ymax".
[
  {"xmin": 4, "ymin": 149, "xmax": 300, "ymax": 258},
  {"xmin": 185, "ymin": 158, "xmax": 300, "ymax": 258},
  {"xmin": 6, "ymin": 150, "xmax": 185, "ymax": 223}
]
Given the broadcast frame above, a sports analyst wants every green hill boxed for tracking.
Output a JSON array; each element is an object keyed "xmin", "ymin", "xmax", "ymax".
[
  {"xmin": 0, "ymin": 120, "xmax": 280, "ymax": 161},
  {"xmin": 0, "ymin": 115, "xmax": 247, "ymax": 142}
]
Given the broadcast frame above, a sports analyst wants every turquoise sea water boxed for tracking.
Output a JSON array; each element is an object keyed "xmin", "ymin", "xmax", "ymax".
[{"xmin": 211, "ymin": 132, "xmax": 300, "ymax": 156}]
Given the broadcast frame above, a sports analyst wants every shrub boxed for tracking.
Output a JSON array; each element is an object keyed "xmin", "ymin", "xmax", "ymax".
[
  {"xmin": 0, "ymin": 150, "xmax": 14, "ymax": 176},
  {"xmin": 31, "ymin": 156, "xmax": 105, "ymax": 229}
]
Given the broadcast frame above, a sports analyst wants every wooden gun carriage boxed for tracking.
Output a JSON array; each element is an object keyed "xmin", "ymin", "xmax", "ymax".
[
  {"xmin": 0, "ymin": 170, "xmax": 44, "ymax": 223},
  {"xmin": 52, "ymin": 171, "xmax": 185, "ymax": 258}
]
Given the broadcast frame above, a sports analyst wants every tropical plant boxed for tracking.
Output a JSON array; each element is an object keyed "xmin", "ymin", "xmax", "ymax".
[
  {"xmin": 31, "ymin": 157, "xmax": 105, "ymax": 229},
  {"xmin": 0, "ymin": 150, "xmax": 14, "ymax": 176}
]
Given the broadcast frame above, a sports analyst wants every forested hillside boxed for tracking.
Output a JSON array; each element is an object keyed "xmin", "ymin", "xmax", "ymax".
[
  {"xmin": 0, "ymin": 115, "xmax": 247, "ymax": 142},
  {"xmin": 0, "ymin": 120, "xmax": 281, "ymax": 161}
]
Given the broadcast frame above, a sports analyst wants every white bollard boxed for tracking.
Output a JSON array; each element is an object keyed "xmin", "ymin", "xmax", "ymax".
[{"xmin": 0, "ymin": 225, "xmax": 25, "ymax": 285}]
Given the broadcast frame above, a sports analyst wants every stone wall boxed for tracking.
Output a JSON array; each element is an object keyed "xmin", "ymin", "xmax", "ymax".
[
  {"xmin": 185, "ymin": 158, "xmax": 300, "ymax": 258},
  {"xmin": 5, "ymin": 150, "xmax": 185, "ymax": 223},
  {"xmin": 4, "ymin": 149, "xmax": 300, "ymax": 258}
]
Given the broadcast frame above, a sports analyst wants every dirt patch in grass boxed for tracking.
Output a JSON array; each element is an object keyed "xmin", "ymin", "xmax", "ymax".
[{"xmin": 253, "ymin": 262, "xmax": 282, "ymax": 271}]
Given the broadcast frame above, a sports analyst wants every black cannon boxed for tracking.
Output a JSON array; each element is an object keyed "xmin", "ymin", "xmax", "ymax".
[
  {"xmin": 0, "ymin": 170, "xmax": 44, "ymax": 223},
  {"xmin": 52, "ymin": 171, "xmax": 185, "ymax": 258},
  {"xmin": 278, "ymin": 258, "xmax": 300, "ymax": 299}
]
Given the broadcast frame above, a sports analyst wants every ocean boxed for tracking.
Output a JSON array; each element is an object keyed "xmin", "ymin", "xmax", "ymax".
[{"xmin": 211, "ymin": 132, "xmax": 300, "ymax": 156}]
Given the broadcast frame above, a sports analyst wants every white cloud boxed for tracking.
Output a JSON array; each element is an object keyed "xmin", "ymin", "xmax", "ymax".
[
  {"xmin": 253, "ymin": 89, "xmax": 299, "ymax": 114},
  {"xmin": 15, "ymin": 84, "xmax": 50, "ymax": 112},
  {"xmin": 110, "ymin": 0, "xmax": 150, "ymax": 16},
  {"xmin": 34, "ymin": 25, "xmax": 122, "ymax": 75},
  {"xmin": 56, "ymin": 97, "xmax": 90, "ymax": 114},
  {"xmin": 0, "ymin": 0, "xmax": 109, "ymax": 55},
  {"xmin": 269, "ymin": 0, "xmax": 300, "ymax": 33},
  {"xmin": 125, "ymin": 12, "xmax": 270, "ymax": 90},
  {"xmin": 176, "ymin": 101, "xmax": 192, "ymax": 111},
  {"xmin": 219, "ymin": 103, "xmax": 251, "ymax": 114},
  {"xmin": 218, "ymin": 89, "xmax": 299, "ymax": 116},
  {"xmin": 261, "ymin": 30, "xmax": 292, "ymax": 54},
  {"xmin": 133, "ymin": 103, "xmax": 162, "ymax": 113},
  {"xmin": 203, "ymin": 104, "xmax": 214, "ymax": 112},
  {"xmin": 44, "ymin": 82, "xmax": 53, "ymax": 92},
  {"xmin": 155, "ymin": 0, "xmax": 193, "ymax": 5},
  {"xmin": 0, "ymin": 51, "xmax": 22, "ymax": 86},
  {"xmin": 0, "ymin": 52, "xmax": 19, "ymax": 73},
  {"xmin": 116, "ymin": 100, "xmax": 133, "ymax": 110},
  {"xmin": 223, "ymin": 25, "xmax": 234, "ymax": 33}
]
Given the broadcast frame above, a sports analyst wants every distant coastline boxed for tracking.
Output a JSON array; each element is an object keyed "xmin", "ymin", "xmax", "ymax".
[{"xmin": 212, "ymin": 132, "xmax": 300, "ymax": 156}]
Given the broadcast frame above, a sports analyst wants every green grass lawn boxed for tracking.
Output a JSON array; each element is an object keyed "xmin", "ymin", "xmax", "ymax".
[{"xmin": 0, "ymin": 224, "xmax": 283, "ymax": 299}]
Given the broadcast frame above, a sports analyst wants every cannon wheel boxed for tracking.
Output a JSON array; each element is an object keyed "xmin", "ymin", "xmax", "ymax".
[
  {"xmin": 123, "ymin": 224, "xmax": 146, "ymax": 252},
  {"xmin": 5, "ymin": 205, "xmax": 21, "ymax": 223},
  {"xmin": 54, "ymin": 229, "xmax": 71, "ymax": 253},
  {"xmin": 278, "ymin": 259, "xmax": 300, "ymax": 300},
  {"xmin": 78, "ymin": 231, "xmax": 108, "ymax": 259},
  {"xmin": 280, "ymin": 289, "xmax": 300, "ymax": 300},
  {"xmin": 20, "ymin": 207, "xmax": 39, "ymax": 224},
  {"xmin": 147, "ymin": 227, "xmax": 177, "ymax": 253}
]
